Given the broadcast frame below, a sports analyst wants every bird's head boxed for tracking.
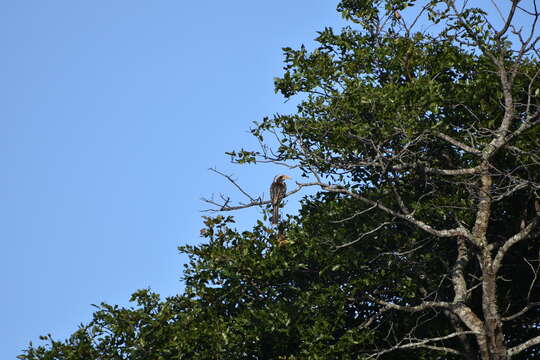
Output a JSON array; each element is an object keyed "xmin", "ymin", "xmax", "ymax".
[{"xmin": 275, "ymin": 174, "xmax": 292, "ymax": 182}]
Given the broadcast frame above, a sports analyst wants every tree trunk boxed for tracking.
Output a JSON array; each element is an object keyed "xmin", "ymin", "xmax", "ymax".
[{"xmin": 480, "ymin": 254, "xmax": 508, "ymax": 360}]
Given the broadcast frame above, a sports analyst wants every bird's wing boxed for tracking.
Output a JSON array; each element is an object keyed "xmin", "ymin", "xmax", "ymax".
[{"xmin": 270, "ymin": 181, "xmax": 278, "ymax": 205}]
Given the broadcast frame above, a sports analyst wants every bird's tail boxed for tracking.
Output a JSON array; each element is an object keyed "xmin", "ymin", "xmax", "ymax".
[{"xmin": 271, "ymin": 205, "xmax": 279, "ymax": 224}]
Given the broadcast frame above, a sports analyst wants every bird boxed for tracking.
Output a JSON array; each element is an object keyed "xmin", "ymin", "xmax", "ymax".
[{"xmin": 270, "ymin": 174, "xmax": 291, "ymax": 224}]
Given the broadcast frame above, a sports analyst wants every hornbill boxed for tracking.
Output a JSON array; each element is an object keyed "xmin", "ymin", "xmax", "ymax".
[{"xmin": 270, "ymin": 174, "xmax": 291, "ymax": 224}]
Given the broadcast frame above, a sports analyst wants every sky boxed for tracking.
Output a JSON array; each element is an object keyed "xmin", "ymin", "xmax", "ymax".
[{"xmin": 1, "ymin": 1, "xmax": 348, "ymax": 358}]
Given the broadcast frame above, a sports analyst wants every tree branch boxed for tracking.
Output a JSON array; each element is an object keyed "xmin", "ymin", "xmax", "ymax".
[
  {"xmin": 503, "ymin": 302, "xmax": 540, "ymax": 322},
  {"xmin": 369, "ymin": 295, "xmax": 450, "ymax": 312},
  {"xmin": 318, "ymin": 182, "xmax": 472, "ymax": 240},
  {"xmin": 495, "ymin": 0, "xmax": 520, "ymax": 39},
  {"xmin": 452, "ymin": 237, "xmax": 470, "ymax": 303},
  {"xmin": 435, "ymin": 132, "xmax": 482, "ymax": 155},
  {"xmin": 493, "ymin": 217, "xmax": 540, "ymax": 273},
  {"xmin": 208, "ymin": 168, "xmax": 256, "ymax": 202},
  {"xmin": 508, "ymin": 334, "xmax": 540, "ymax": 357},
  {"xmin": 365, "ymin": 331, "xmax": 476, "ymax": 359},
  {"xmin": 335, "ymin": 221, "xmax": 393, "ymax": 249}
]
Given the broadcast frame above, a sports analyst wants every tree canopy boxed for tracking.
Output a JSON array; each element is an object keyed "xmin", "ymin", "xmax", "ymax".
[{"xmin": 20, "ymin": 1, "xmax": 540, "ymax": 359}]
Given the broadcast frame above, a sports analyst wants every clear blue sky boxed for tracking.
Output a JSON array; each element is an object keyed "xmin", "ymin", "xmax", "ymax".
[{"xmin": 1, "ymin": 1, "xmax": 346, "ymax": 358}]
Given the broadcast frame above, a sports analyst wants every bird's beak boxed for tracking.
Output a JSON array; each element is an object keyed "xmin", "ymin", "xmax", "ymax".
[{"xmin": 284, "ymin": 175, "xmax": 292, "ymax": 180}]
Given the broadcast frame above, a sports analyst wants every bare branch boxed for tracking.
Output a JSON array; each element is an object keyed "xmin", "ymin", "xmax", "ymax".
[
  {"xmin": 435, "ymin": 132, "xmax": 482, "ymax": 155},
  {"xmin": 494, "ymin": 217, "xmax": 540, "ymax": 273},
  {"xmin": 392, "ymin": 163, "xmax": 481, "ymax": 176},
  {"xmin": 365, "ymin": 331, "xmax": 476, "ymax": 359},
  {"xmin": 503, "ymin": 302, "xmax": 540, "ymax": 322},
  {"xmin": 508, "ymin": 334, "xmax": 540, "ymax": 357},
  {"xmin": 495, "ymin": 0, "xmax": 520, "ymax": 39},
  {"xmin": 369, "ymin": 295, "xmax": 450, "ymax": 312},
  {"xmin": 335, "ymin": 221, "xmax": 393, "ymax": 249},
  {"xmin": 202, "ymin": 181, "xmax": 310, "ymax": 212},
  {"xmin": 525, "ymin": 253, "xmax": 540, "ymax": 301},
  {"xmin": 209, "ymin": 168, "xmax": 256, "ymax": 202},
  {"xmin": 452, "ymin": 237, "xmax": 470, "ymax": 303},
  {"xmin": 330, "ymin": 204, "xmax": 377, "ymax": 223},
  {"xmin": 317, "ymin": 182, "xmax": 472, "ymax": 240}
]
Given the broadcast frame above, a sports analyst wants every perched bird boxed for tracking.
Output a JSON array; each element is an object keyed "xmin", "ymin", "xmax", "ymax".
[{"xmin": 270, "ymin": 174, "xmax": 291, "ymax": 224}]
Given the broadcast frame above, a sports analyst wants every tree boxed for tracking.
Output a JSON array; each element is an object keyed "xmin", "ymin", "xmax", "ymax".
[
  {"xmin": 209, "ymin": 0, "xmax": 540, "ymax": 358},
  {"xmin": 20, "ymin": 1, "xmax": 540, "ymax": 359}
]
